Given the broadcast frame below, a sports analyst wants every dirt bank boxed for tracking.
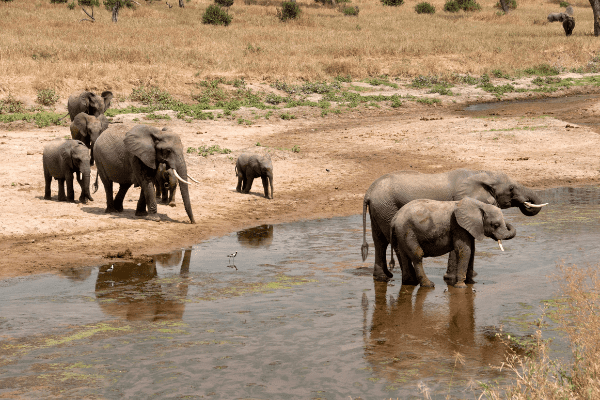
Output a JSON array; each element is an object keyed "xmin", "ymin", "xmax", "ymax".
[{"xmin": 2, "ymin": 83, "xmax": 600, "ymax": 279}]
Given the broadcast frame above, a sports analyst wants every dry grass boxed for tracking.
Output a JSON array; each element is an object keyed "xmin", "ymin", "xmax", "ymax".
[
  {"xmin": 481, "ymin": 264, "xmax": 600, "ymax": 400},
  {"xmin": 0, "ymin": 0, "xmax": 598, "ymax": 98}
]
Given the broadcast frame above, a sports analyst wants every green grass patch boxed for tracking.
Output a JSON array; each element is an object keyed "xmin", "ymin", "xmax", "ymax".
[
  {"xmin": 187, "ymin": 145, "xmax": 232, "ymax": 157},
  {"xmin": 0, "ymin": 111, "xmax": 66, "ymax": 127}
]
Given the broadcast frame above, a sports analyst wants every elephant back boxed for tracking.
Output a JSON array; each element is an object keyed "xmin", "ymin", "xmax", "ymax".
[{"xmin": 94, "ymin": 125, "xmax": 134, "ymax": 184}]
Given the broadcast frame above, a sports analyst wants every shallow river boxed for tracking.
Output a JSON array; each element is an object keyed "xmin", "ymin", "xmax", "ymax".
[{"xmin": 1, "ymin": 186, "xmax": 600, "ymax": 399}]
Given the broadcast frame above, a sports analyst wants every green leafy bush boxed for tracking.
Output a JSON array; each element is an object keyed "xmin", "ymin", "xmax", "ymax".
[
  {"xmin": 443, "ymin": 0, "xmax": 460, "ymax": 11},
  {"xmin": 381, "ymin": 0, "xmax": 403, "ymax": 6},
  {"xmin": 415, "ymin": 2, "xmax": 435, "ymax": 13},
  {"xmin": 202, "ymin": 4, "xmax": 232, "ymax": 26},
  {"xmin": 444, "ymin": 0, "xmax": 480, "ymax": 11},
  {"xmin": 0, "ymin": 95, "xmax": 25, "ymax": 114},
  {"xmin": 559, "ymin": 0, "xmax": 569, "ymax": 6},
  {"xmin": 36, "ymin": 89, "xmax": 59, "ymax": 106},
  {"xmin": 277, "ymin": 1, "xmax": 300, "ymax": 21},
  {"xmin": 494, "ymin": 0, "xmax": 516, "ymax": 9},
  {"xmin": 524, "ymin": 64, "xmax": 560, "ymax": 76},
  {"xmin": 341, "ymin": 5, "xmax": 359, "ymax": 15},
  {"xmin": 215, "ymin": 0, "xmax": 233, "ymax": 7},
  {"xmin": 67, "ymin": 1, "xmax": 75, "ymax": 8}
]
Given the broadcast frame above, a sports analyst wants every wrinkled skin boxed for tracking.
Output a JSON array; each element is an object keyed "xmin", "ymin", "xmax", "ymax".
[
  {"xmin": 389, "ymin": 198, "xmax": 516, "ymax": 288},
  {"xmin": 43, "ymin": 139, "xmax": 93, "ymax": 204},
  {"xmin": 236, "ymin": 153, "xmax": 274, "ymax": 199},
  {"xmin": 362, "ymin": 169, "xmax": 543, "ymax": 281},
  {"xmin": 67, "ymin": 91, "xmax": 113, "ymax": 121},
  {"xmin": 70, "ymin": 112, "xmax": 110, "ymax": 166},
  {"xmin": 93, "ymin": 125, "xmax": 195, "ymax": 223},
  {"xmin": 155, "ymin": 162, "xmax": 177, "ymax": 207}
]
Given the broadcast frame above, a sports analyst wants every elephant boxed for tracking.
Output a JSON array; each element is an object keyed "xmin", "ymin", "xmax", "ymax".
[
  {"xmin": 235, "ymin": 153, "xmax": 273, "ymax": 199},
  {"xmin": 361, "ymin": 169, "xmax": 546, "ymax": 281},
  {"xmin": 388, "ymin": 198, "xmax": 516, "ymax": 288},
  {"xmin": 547, "ymin": 12, "xmax": 569, "ymax": 22},
  {"xmin": 155, "ymin": 162, "xmax": 177, "ymax": 207},
  {"xmin": 93, "ymin": 124, "xmax": 197, "ymax": 223},
  {"xmin": 563, "ymin": 16, "xmax": 575, "ymax": 36},
  {"xmin": 43, "ymin": 139, "xmax": 94, "ymax": 204},
  {"xmin": 67, "ymin": 90, "xmax": 113, "ymax": 121},
  {"xmin": 70, "ymin": 112, "xmax": 110, "ymax": 166}
]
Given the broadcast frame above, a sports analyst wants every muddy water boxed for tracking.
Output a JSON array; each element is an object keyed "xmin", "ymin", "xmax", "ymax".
[{"xmin": 1, "ymin": 187, "xmax": 600, "ymax": 399}]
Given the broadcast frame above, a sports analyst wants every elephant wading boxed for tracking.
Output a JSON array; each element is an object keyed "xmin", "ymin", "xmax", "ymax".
[
  {"xmin": 93, "ymin": 124, "xmax": 197, "ymax": 223},
  {"xmin": 43, "ymin": 139, "xmax": 94, "ymax": 204},
  {"xmin": 67, "ymin": 91, "xmax": 113, "ymax": 121},
  {"xmin": 70, "ymin": 112, "xmax": 109, "ymax": 166},
  {"xmin": 236, "ymin": 154, "xmax": 273, "ymax": 199},
  {"xmin": 156, "ymin": 162, "xmax": 177, "ymax": 207},
  {"xmin": 361, "ymin": 169, "xmax": 546, "ymax": 281},
  {"xmin": 388, "ymin": 198, "xmax": 516, "ymax": 288}
]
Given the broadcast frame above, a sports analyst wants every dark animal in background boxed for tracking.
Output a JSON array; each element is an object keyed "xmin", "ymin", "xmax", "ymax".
[
  {"xmin": 235, "ymin": 154, "xmax": 274, "ymax": 199},
  {"xmin": 547, "ymin": 6, "xmax": 574, "ymax": 36},
  {"xmin": 563, "ymin": 16, "xmax": 575, "ymax": 36},
  {"xmin": 70, "ymin": 112, "xmax": 110, "ymax": 166},
  {"xmin": 156, "ymin": 162, "xmax": 178, "ymax": 207},
  {"xmin": 67, "ymin": 90, "xmax": 113, "ymax": 121},
  {"xmin": 43, "ymin": 139, "xmax": 94, "ymax": 204}
]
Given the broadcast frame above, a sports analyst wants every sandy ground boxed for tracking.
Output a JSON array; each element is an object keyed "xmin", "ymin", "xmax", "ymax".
[{"xmin": 2, "ymin": 77, "xmax": 600, "ymax": 279}]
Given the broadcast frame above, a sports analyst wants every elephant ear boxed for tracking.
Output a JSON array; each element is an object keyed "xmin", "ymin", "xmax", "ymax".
[
  {"xmin": 455, "ymin": 198, "xmax": 485, "ymax": 241},
  {"xmin": 101, "ymin": 91, "xmax": 113, "ymax": 111},
  {"xmin": 456, "ymin": 172, "xmax": 498, "ymax": 206},
  {"xmin": 124, "ymin": 126, "xmax": 161, "ymax": 169},
  {"xmin": 60, "ymin": 141, "xmax": 74, "ymax": 170},
  {"xmin": 70, "ymin": 113, "xmax": 89, "ymax": 138}
]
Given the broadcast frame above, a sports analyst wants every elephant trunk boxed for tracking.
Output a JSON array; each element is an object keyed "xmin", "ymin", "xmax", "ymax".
[
  {"xmin": 514, "ymin": 187, "xmax": 544, "ymax": 216},
  {"xmin": 495, "ymin": 222, "xmax": 517, "ymax": 241},
  {"xmin": 269, "ymin": 173, "xmax": 274, "ymax": 199},
  {"xmin": 175, "ymin": 157, "xmax": 195, "ymax": 224},
  {"xmin": 78, "ymin": 164, "xmax": 94, "ymax": 203}
]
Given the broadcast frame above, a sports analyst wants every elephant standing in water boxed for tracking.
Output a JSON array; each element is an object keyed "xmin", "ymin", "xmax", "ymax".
[
  {"xmin": 67, "ymin": 91, "xmax": 113, "ymax": 121},
  {"xmin": 361, "ymin": 169, "xmax": 546, "ymax": 281},
  {"xmin": 388, "ymin": 198, "xmax": 516, "ymax": 287},
  {"xmin": 236, "ymin": 153, "xmax": 274, "ymax": 199},
  {"xmin": 70, "ymin": 112, "xmax": 110, "ymax": 166},
  {"xmin": 43, "ymin": 139, "xmax": 94, "ymax": 204},
  {"xmin": 93, "ymin": 124, "xmax": 197, "ymax": 223}
]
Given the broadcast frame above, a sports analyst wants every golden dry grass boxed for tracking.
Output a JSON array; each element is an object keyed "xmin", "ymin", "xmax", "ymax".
[{"xmin": 0, "ymin": 0, "xmax": 598, "ymax": 98}]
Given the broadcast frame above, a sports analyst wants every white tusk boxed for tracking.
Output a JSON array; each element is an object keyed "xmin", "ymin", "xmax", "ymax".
[
  {"xmin": 498, "ymin": 240, "xmax": 504, "ymax": 252},
  {"xmin": 187, "ymin": 174, "xmax": 200, "ymax": 184},
  {"xmin": 172, "ymin": 169, "xmax": 191, "ymax": 185},
  {"xmin": 524, "ymin": 202, "xmax": 548, "ymax": 208}
]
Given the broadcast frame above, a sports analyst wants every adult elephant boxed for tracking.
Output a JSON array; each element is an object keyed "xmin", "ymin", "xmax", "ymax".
[
  {"xmin": 361, "ymin": 169, "xmax": 546, "ymax": 281},
  {"xmin": 67, "ymin": 90, "xmax": 113, "ymax": 121},
  {"xmin": 70, "ymin": 112, "xmax": 110, "ymax": 166},
  {"xmin": 93, "ymin": 124, "xmax": 196, "ymax": 223}
]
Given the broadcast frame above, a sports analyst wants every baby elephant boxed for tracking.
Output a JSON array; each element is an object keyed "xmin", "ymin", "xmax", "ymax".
[
  {"xmin": 155, "ymin": 163, "xmax": 177, "ymax": 207},
  {"xmin": 43, "ymin": 139, "xmax": 94, "ymax": 204},
  {"xmin": 70, "ymin": 112, "xmax": 109, "ymax": 166},
  {"xmin": 388, "ymin": 198, "xmax": 516, "ymax": 288},
  {"xmin": 236, "ymin": 154, "xmax": 273, "ymax": 199}
]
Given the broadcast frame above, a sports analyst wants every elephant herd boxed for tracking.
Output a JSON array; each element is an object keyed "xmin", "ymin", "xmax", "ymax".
[{"xmin": 43, "ymin": 90, "xmax": 548, "ymax": 290}]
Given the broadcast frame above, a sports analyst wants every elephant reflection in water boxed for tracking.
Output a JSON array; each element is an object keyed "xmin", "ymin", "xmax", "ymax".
[
  {"xmin": 363, "ymin": 281, "xmax": 507, "ymax": 383},
  {"xmin": 95, "ymin": 249, "xmax": 191, "ymax": 321},
  {"xmin": 237, "ymin": 225, "xmax": 273, "ymax": 248}
]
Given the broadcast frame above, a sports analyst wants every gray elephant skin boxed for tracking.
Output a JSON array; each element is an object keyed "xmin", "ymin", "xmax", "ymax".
[
  {"xmin": 43, "ymin": 139, "xmax": 94, "ymax": 204},
  {"xmin": 361, "ymin": 169, "xmax": 545, "ymax": 281},
  {"xmin": 236, "ymin": 154, "xmax": 273, "ymax": 199},
  {"xmin": 156, "ymin": 162, "xmax": 177, "ymax": 207},
  {"xmin": 70, "ymin": 112, "xmax": 110, "ymax": 166},
  {"xmin": 388, "ymin": 198, "xmax": 516, "ymax": 288},
  {"xmin": 67, "ymin": 90, "xmax": 113, "ymax": 121},
  {"xmin": 93, "ymin": 124, "xmax": 195, "ymax": 223}
]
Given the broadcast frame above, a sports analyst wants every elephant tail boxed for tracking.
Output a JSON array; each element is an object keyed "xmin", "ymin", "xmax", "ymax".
[
  {"xmin": 361, "ymin": 194, "xmax": 369, "ymax": 261},
  {"xmin": 389, "ymin": 225, "xmax": 395, "ymax": 270},
  {"xmin": 92, "ymin": 169, "xmax": 99, "ymax": 194},
  {"xmin": 235, "ymin": 164, "xmax": 238, "ymax": 176}
]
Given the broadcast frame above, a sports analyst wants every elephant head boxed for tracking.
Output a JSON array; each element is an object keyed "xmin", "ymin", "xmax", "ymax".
[
  {"xmin": 456, "ymin": 171, "xmax": 546, "ymax": 217},
  {"xmin": 455, "ymin": 197, "xmax": 516, "ymax": 244},
  {"xmin": 124, "ymin": 126, "xmax": 195, "ymax": 223},
  {"xmin": 70, "ymin": 112, "xmax": 110, "ymax": 166},
  {"xmin": 63, "ymin": 140, "xmax": 94, "ymax": 204},
  {"xmin": 68, "ymin": 90, "xmax": 113, "ymax": 121}
]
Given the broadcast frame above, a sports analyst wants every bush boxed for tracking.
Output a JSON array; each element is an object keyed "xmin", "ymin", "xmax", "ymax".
[
  {"xmin": 277, "ymin": 1, "xmax": 300, "ymax": 21},
  {"xmin": 50, "ymin": 0, "xmax": 68, "ymax": 3},
  {"xmin": 494, "ymin": 0, "xmax": 516, "ymax": 9},
  {"xmin": 202, "ymin": 4, "xmax": 232, "ymax": 26},
  {"xmin": 341, "ymin": 5, "xmax": 359, "ymax": 15},
  {"xmin": 415, "ymin": 1, "xmax": 435, "ymax": 13},
  {"xmin": 381, "ymin": 0, "xmax": 403, "ymax": 6},
  {"xmin": 214, "ymin": 0, "xmax": 233, "ymax": 7},
  {"xmin": 559, "ymin": 0, "xmax": 569, "ymax": 6},
  {"xmin": 36, "ymin": 89, "xmax": 59, "ymax": 106},
  {"xmin": 443, "ymin": 0, "xmax": 460, "ymax": 11},
  {"xmin": 67, "ymin": 1, "xmax": 75, "ymax": 8},
  {"xmin": 444, "ymin": 0, "xmax": 479, "ymax": 11}
]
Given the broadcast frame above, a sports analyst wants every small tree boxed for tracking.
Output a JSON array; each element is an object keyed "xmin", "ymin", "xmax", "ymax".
[
  {"xmin": 202, "ymin": 4, "xmax": 232, "ymax": 25},
  {"xmin": 277, "ymin": 1, "xmax": 300, "ymax": 21},
  {"xmin": 415, "ymin": 1, "xmax": 435, "ymax": 13},
  {"xmin": 103, "ymin": 0, "xmax": 138, "ymax": 23},
  {"xmin": 215, "ymin": 0, "xmax": 234, "ymax": 7}
]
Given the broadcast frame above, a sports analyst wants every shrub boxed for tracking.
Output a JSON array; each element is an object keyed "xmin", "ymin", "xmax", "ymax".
[
  {"xmin": 443, "ymin": 0, "xmax": 460, "ymax": 11},
  {"xmin": 50, "ymin": 0, "xmax": 68, "ymax": 3},
  {"xmin": 67, "ymin": 1, "xmax": 75, "ymax": 8},
  {"xmin": 215, "ymin": 0, "xmax": 233, "ymax": 7},
  {"xmin": 494, "ymin": 0, "xmax": 516, "ymax": 9},
  {"xmin": 415, "ymin": 2, "xmax": 435, "ymax": 13},
  {"xmin": 36, "ymin": 89, "xmax": 59, "ymax": 106},
  {"xmin": 381, "ymin": 0, "xmax": 403, "ymax": 6},
  {"xmin": 341, "ymin": 5, "xmax": 359, "ymax": 15},
  {"xmin": 559, "ymin": 0, "xmax": 569, "ymax": 6},
  {"xmin": 277, "ymin": 1, "xmax": 300, "ymax": 21},
  {"xmin": 524, "ymin": 63, "xmax": 560, "ymax": 76},
  {"xmin": 202, "ymin": 4, "xmax": 232, "ymax": 25},
  {"xmin": 444, "ymin": 0, "xmax": 479, "ymax": 11}
]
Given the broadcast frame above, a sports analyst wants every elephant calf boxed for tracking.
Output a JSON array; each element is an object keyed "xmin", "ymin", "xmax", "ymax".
[
  {"xmin": 236, "ymin": 154, "xmax": 274, "ymax": 199},
  {"xmin": 388, "ymin": 198, "xmax": 516, "ymax": 288},
  {"xmin": 70, "ymin": 112, "xmax": 110, "ymax": 166},
  {"xmin": 43, "ymin": 139, "xmax": 94, "ymax": 204},
  {"xmin": 156, "ymin": 163, "xmax": 177, "ymax": 207}
]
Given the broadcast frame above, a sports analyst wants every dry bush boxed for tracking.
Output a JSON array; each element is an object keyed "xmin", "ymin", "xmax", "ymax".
[
  {"xmin": 482, "ymin": 264, "xmax": 600, "ymax": 399},
  {"xmin": 0, "ymin": 0, "xmax": 599, "ymax": 98}
]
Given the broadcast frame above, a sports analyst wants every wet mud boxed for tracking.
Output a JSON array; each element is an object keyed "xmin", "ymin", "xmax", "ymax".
[{"xmin": 1, "ymin": 186, "xmax": 600, "ymax": 398}]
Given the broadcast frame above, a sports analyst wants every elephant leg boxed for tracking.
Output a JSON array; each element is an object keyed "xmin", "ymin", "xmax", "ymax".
[
  {"xmin": 243, "ymin": 176, "xmax": 255, "ymax": 194},
  {"xmin": 44, "ymin": 170, "xmax": 52, "ymax": 200},
  {"xmin": 465, "ymin": 243, "xmax": 477, "ymax": 284},
  {"xmin": 66, "ymin": 175, "xmax": 75, "ymax": 202},
  {"xmin": 453, "ymin": 241, "xmax": 473, "ymax": 289},
  {"xmin": 136, "ymin": 181, "xmax": 158, "ymax": 219},
  {"xmin": 136, "ymin": 190, "xmax": 148, "ymax": 216},
  {"xmin": 236, "ymin": 172, "xmax": 244, "ymax": 193},
  {"xmin": 113, "ymin": 183, "xmax": 131, "ymax": 212},
  {"xmin": 403, "ymin": 234, "xmax": 434, "ymax": 288},
  {"xmin": 168, "ymin": 188, "xmax": 176, "ymax": 206},
  {"xmin": 261, "ymin": 176, "xmax": 269, "ymax": 198},
  {"xmin": 57, "ymin": 179, "xmax": 67, "ymax": 202},
  {"xmin": 398, "ymin": 250, "xmax": 419, "ymax": 286},
  {"xmin": 443, "ymin": 251, "xmax": 459, "ymax": 286},
  {"xmin": 370, "ymin": 214, "xmax": 392, "ymax": 281}
]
